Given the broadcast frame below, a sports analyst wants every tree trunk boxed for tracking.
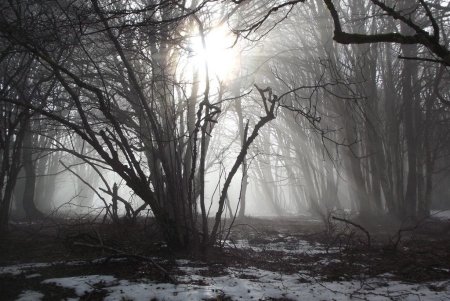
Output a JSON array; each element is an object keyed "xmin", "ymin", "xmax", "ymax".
[
  {"xmin": 235, "ymin": 96, "xmax": 248, "ymax": 218},
  {"xmin": 400, "ymin": 9, "xmax": 419, "ymax": 219},
  {"xmin": 21, "ymin": 121, "xmax": 42, "ymax": 219}
]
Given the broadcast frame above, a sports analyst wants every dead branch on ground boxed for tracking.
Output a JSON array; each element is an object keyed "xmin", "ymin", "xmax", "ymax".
[
  {"xmin": 331, "ymin": 216, "xmax": 371, "ymax": 248},
  {"xmin": 73, "ymin": 241, "xmax": 177, "ymax": 284}
]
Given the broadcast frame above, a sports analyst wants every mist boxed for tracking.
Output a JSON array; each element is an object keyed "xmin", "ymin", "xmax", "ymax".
[{"xmin": 1, "ymin": 1, "xmax": 450, "ymax": 300}]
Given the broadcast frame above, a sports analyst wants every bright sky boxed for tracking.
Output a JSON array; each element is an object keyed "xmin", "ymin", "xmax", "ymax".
[{"xmin": 189, "ymin": 24, "xmax": 240, "ymax": 83}]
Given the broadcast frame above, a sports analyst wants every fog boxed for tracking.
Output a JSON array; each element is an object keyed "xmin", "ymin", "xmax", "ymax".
[
  {"xmin": 1, "ymin": 0, "xmax": 450, "ymax": 244},
  {"xmin": 2, "ymin": 2, "xmax": 450, "ymax": 300}
]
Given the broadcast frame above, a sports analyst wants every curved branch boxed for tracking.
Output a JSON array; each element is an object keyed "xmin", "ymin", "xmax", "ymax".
[{"xmin": 323, "ymin": 0, "xmax": 450, "ymax": 66}]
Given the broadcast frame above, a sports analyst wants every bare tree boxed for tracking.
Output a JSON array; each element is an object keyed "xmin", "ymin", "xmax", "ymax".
[{"xmin": 0, "ymin": 0, "xmax": 279, "ymax": 253}]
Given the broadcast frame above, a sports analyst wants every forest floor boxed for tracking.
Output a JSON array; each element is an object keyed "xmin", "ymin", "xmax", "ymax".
[{"xmin": 1, "ymin": 212, "xmax": 450, "ymax": 300}]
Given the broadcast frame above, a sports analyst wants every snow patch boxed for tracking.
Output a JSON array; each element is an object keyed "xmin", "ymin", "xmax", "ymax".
[
  {"xmin": 229, "ymin": 238, "xmax": 337, "ymax": 254},
  {"xmin": 0, "ymin": 263, "xmax": 51, "ymax": 276},
  {"xmin": 36, "ymin": 265, "xmax": 450, "ymax": 301},
  {"xmin": 431, "ymin": 210, "xmax": 450, "ymax": 221},
  {"xmin": 317, "ymin": 258, "xmax": 342, "ymax": 265},
  {"xmin": 15, "ymin": 290, "xmax": 44, "ymax": 301},
  {"xmin": 0, "ymin": 259, "xmax": 106, "ymax": 276},
  {"xmin": 43, "ymin": 275, "xmax": 117, "ymax": 296},
  {"xmin": 102, "ymin": 270, "xmax": 450, "ymax": 301}
]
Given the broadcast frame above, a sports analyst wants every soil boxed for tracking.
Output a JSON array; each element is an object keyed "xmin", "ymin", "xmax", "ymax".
[{"xmin": 1, "ymin": 215, "xmax": 449, "ymax": 300}]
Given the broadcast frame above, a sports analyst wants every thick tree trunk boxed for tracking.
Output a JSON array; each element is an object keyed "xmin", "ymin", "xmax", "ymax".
[
  {"xmin": 21, "ymin": 121, "xmax": 42, "ymax": 219},
  {"xmin": 418, "ymin": 85, "xmax": 436, "ymax": 218},
  {"xmin": 382, "ymin": 43, "xmax": 403, "ymax": 216},
  {"xmin": 401, "ymin": 17, "xmax": 419, "ymax": 219},
  {"xmin": 0, "ymin": 115, "xmax": 28, "ymax": 232}
]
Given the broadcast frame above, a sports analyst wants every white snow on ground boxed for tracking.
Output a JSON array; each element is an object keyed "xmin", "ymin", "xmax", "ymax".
[
  {"xmin": 25, "ymin": 273, "xmax": 41, "ymax": 279},
  {"xmin": 0, "ymin": 258, "xmax": 116, "ymax": 276},
  {"xmin": 31, "ymin": 266, "xmax": 450, "ymax": 301},
  {"xmin": 5, "ymin": 234, "xmax": 450, "ymax": 301},
  {"xmin": 228, "ymin": 238, "xmax": 337, "ymax": 254},
  {"xmin": 0, "ymin": 260, "xmax": 88, "ymax": 276},
  {"xmin": 42, "ymin": 275, "xmax": 117, "ymax": 296},
  {"xmin": 317, "ymin": 258, "xmax": 341, "ymax": 265},
  {"xmin": 431, "ymin": 210, "xmax": 450, "ymax": 221},
  {"xmin": 15, "ymin": 290, "xmax": 44, "ymax": 301},
  {"xmin": 0, "ymin": 263, "xmax": 51, "ymax": 276}
]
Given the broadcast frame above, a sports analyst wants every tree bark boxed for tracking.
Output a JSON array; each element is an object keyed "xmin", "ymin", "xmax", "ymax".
[{"xmin": 21, "ymin": 120, "xmax": 42, "ymax": 219}]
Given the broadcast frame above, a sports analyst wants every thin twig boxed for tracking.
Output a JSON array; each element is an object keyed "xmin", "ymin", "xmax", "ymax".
[{"xmin": 331, "ymin": 216, "xmax": 371, "ymax": 248}]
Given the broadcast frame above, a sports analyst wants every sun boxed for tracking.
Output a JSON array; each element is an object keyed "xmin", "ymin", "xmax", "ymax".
[{"xmin": 190, "ymin": 25, "xmax": 239, "ymax": 81}]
